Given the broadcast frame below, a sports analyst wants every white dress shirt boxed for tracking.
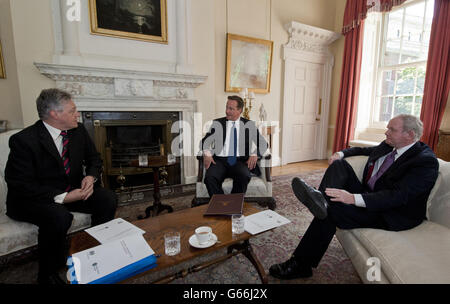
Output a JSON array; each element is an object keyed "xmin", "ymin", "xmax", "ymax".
[
  {"xmin": 42, "ymin": 121, "xmax": 68, "ymax": 204},
  {"xmin": 337, "ymin": 142, "xmax": 417, "ymax": 207},
  {"xmin": 218, "ymin": 119, "xmax": 241, "ymax": 157}
]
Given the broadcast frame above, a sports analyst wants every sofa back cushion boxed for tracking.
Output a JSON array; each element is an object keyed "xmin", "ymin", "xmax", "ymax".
[
  {"xmin": 344, "ymin": 155, "xmax": 450, "ymax": 229},
  {"xmin": 426, "ymin": 159, "xmax": 450, "ymax": 229},
  {"xmin": 0, "ymin": 130, "xmax": 21, "ymax": 222},
  {"xmin": 0, "ymin": 130, "xmax": 21, "ymax": 175}
]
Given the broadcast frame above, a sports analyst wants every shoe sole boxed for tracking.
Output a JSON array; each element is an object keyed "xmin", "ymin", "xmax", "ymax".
[{"xmin": 292, "ymin": 177, "xmax": 327, "ymax": 219}]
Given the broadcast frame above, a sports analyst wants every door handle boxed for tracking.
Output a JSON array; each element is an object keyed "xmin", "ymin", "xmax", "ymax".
[{"xmin": 316, "ymin": 98, "xmax": 322, "ymax": 121}]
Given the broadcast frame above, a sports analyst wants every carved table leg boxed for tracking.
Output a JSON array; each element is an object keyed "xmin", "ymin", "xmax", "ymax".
[{"xmin": 227, "ymin": 240, "xmax": 268, "ymax": 284}]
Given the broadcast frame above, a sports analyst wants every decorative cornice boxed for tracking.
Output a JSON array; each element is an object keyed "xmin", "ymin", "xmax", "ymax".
[
  {"xmin": 34, "ymin": 62, "xmax": 207, "ymax": 87},
  {"xmin": 284, "ymin": 21, "xmax": 341, "ymax": 53}
]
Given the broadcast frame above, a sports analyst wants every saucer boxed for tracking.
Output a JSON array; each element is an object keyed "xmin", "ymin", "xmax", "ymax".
[{"xmin": 189, "ymin": 233, "xmax": 218, "ymax": 248}]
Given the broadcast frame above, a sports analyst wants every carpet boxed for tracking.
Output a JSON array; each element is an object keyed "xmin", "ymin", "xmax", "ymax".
[{"xmin": 0, "ymin": 170, "xmax": 362, "ymax": 284}]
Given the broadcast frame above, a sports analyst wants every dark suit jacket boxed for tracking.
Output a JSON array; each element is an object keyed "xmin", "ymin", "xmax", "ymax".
[
  {"xmin": 200, "ymin": 116, "xmax": 268, "ymax": 175},
  {"xmin": 5, "ymin": 121, "xmax": 102, "ymax": 217},
  {"xmin": 342, "ymin": 141, "xmax": 439, "ymax": 231}
]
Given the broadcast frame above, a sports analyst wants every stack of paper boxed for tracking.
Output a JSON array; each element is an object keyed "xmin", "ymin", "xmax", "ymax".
[
  {"xmin": 68, "ymin": 219, "xmax": 156, "ymax": 284},
  {"xmin": 244, "ymin": 210, "xmax": 291, "ymax": 235},
  {"xmin": 84, "ymin": 218, "xmax": 146, "ymax": 244}
]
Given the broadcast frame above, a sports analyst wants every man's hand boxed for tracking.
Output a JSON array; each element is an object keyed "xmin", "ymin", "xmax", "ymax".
[
  {"xmin": 63, "ymin": 189, "xmax": 85, "ymax": 203},
  {"xmin": 80, "ymin": 176, "xmax": 95, "ymax": 200},
  {"xmin": 324, "ymin": 188, "xmax": 355, "ymax": 205},
  {"xmin": 328, "ymin": 152, "xmax": 342, "ymax": 165},
  {"xmin": 247, "ymin": 155, "xmax": 258, "ymax": 170},
  {"xmin": 203, "ymin": 154, "xmax": 216, "ymax": 170}
]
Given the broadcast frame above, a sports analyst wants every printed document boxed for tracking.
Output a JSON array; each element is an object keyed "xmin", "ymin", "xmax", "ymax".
[
  {"xmin": 85, "ymin": 218, "xmax": 145, "ymax": 244},
  {"xmin": 244, "ymin": 210, "xmax": 291, "ymax": 235},
  {"xmin": 71, "ymin": 234, "xmax": 154, "ymax": 284}
]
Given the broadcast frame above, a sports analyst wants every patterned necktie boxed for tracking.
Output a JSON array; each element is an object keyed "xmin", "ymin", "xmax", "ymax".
[
  {"xmin": 367, "ymin": 150, "xmax": 397, "ymax": 190},
  {"xmin": 227, "ymin": 122, "xmax": 237, "ymax": 166},
  {"xmin": 60, "ymin": 130, "xmax": 70, "ymax": 176}
]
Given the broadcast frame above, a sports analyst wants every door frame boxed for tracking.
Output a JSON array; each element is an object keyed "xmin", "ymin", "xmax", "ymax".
[{"xmin": 280, "ymin": 22, "xmax": 340, "ymax": 165}]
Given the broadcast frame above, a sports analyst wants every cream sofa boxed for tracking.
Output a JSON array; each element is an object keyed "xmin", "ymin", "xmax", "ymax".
[
  {"xmin": 0, "ymin": 130, "xmax": 91, "ymax": 263},
  {"xmin": 336, "ymin": 155, "xmax": 450, "ymax": 284}
]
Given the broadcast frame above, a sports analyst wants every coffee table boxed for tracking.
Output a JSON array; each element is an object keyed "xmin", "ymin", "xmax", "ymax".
[{"xmin": 69, "ymin": 203, "xmax": 269, "ymax": 284}]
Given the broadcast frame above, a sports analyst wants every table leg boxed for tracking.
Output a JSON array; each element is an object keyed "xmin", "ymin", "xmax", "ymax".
[
  {"xmin": 227, "ymin": 240, "xmax": 268, "ymax": 284},
  {"xmin": 139, "ymin": 166, "xmax": 174, "ymax": 219}
]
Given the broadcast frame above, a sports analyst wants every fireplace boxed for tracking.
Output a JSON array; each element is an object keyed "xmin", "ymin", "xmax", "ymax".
[{"xmin": 82, "ymin": 111, "xmax": 182, "ymax": 203}]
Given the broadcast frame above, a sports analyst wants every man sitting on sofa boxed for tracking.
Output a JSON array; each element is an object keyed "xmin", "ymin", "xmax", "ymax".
[
  {"xmin": 5, "ymin": 88, "xmax": 117, "ymax": 284},
  {"xmin": 269, "ymin": 114, "xmax": 439, "ymax": 279}
]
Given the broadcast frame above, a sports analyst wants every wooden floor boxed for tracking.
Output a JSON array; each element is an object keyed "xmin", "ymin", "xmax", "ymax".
[{"xmin": 272, "ymin": 159, "xmax": 328, "ymax": 177}]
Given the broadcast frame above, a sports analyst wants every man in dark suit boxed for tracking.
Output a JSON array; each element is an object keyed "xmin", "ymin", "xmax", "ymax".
[
  {"xmin": 269, "ymin": 114, "xmax": 439, "ymax": 279},
  {"xmin": 201, "ymin": 95, "xmax": 268, "ymax": 197},
  {"xmin": 5, "ymin": 88, "xmax": 117, "ymax": 284}
]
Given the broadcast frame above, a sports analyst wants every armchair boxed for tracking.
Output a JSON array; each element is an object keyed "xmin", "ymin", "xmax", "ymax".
[{"xmin": 191, "ymin": 153, "xmax": 276, "ymax": 210}]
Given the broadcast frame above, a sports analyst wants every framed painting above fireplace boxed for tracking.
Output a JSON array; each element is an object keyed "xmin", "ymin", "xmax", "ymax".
[{"xmin": 88, "ymin": 0, "xmax": 168, "ymax": 44}]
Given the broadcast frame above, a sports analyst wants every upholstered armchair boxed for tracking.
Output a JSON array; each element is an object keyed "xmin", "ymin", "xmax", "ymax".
[{"xmin": 191, "ymin": 153, "xmax": 276, "ymax": 210}]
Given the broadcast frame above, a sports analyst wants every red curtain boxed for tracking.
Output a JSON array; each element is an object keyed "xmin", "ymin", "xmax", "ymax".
[
  {"xmin": 420, "ymin": 0, "xmax": 450, "ymax": 150},
  {"xmin": 333, "ymin": 0, "xmax": 367, "ymax": 152},
  {"xmin": 333, "ymin": 0, "xmax": 407, "ymax": 152}
]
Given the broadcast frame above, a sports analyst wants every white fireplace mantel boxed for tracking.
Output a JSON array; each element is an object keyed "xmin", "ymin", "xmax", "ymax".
[{"xmin": 34, "ymin": 62, "xmax": 207, "ymax": 184}]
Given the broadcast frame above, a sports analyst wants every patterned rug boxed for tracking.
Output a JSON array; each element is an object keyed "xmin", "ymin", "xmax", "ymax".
[{"xmin": 0, "ymin": 170, "xmax": 362, "ymax": 284}]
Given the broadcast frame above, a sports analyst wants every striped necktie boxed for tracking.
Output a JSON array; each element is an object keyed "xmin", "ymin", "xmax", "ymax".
[{"xmin": 60, "ymin": 130, "xmax": 70, "ymax": 176}]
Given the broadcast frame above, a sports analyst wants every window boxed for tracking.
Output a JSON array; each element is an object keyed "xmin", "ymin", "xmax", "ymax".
[{"xmin": 355, "ymin": 0, "xmax": 434, "ymax": 142}]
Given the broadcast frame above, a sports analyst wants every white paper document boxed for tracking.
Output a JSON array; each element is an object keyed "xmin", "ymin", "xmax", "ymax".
[
  {"xmin": 244, "ymin": 210, "xmax": 291, "ymax": 235},
  {"xmin": 71, "ymin": 233, "xmax": 155, "ymax": 284},
  {"xmin": 85, "ymin": 218, "xmax": 145, "ymax": 244}
]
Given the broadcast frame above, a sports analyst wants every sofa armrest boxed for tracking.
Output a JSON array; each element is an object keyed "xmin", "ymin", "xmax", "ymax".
[{"xmin": 344, "ymin": 156, "xmax": 368, "ymax": 183}]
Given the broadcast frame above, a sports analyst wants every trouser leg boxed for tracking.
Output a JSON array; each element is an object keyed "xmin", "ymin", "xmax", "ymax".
[
  {"xmin": 65, "ymin": 187, "xmax": 117, "ymax": 226},
  {"xmin": 204, "ymin": 160, "xmax": 227, "ymax": 197},
  {"xmin": 228, "ymin": 160, "xmax": 251, "ymax": 194}
]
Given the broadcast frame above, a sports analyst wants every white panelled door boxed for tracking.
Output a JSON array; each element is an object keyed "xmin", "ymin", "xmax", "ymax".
[
  {"xmin": 281, "ymin": 21, "xmax": 340, "ymax": 165},
  {"xmin": 284, "ymin": 60, "xmax": 323, "ymax": 163}
]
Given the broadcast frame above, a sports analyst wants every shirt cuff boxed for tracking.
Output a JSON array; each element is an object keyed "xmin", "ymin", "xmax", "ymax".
[
  {"xmin": 337, "ymin": 151, "xmax": 344, "ymax": 159},
  {"xmin": 354, "ymin": 194, "xmax": 366, "ymax": 208},
  {"xmin": 54, "ymin": 192, "xmax": 68, "ymax": 204}
]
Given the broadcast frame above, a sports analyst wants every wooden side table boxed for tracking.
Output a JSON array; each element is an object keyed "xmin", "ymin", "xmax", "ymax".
[
  {"xmin": 436, "ymin": 129, "xmax": 450, "ymax": 161},
  {"xmin": 130, "ymin": 156, "xmax": 178, "ymax": 219}
]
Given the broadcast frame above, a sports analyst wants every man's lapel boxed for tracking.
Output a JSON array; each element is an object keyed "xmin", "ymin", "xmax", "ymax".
[{"xmin": 37, "ymin": 121, "xmax": 65, "ymax": 171}]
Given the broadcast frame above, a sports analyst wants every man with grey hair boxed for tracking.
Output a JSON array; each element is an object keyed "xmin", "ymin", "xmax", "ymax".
[
  {"xmin": 5, "ymin": 88, "xmax": 117, "ymax": 284},
  {"xmin": 270, "ymin": 114, "xmax": 438, "ymax": 280}
]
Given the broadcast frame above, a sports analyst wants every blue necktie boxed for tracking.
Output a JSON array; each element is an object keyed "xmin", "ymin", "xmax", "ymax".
[{"xmin": 227, "ymin": 122, "xmax": 237, "ymax": 166}]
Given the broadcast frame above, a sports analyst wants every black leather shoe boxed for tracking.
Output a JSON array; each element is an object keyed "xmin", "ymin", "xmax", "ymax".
[
  {"xmin": 269, "ymin": 258, "xmax": 312, "ymax": 279},
  {"xmin": 292, "ymin": 177, "xmax": 328, "ymax": 219}
]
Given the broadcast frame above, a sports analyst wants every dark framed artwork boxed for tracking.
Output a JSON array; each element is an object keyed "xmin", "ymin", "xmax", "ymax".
[{"xmin": 89, "ymin": 0, "xmax": 168, "ymax": 44}]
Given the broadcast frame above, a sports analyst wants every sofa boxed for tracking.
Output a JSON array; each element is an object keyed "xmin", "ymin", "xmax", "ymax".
[
  {"xmin": 336, "ymin": 155, "xmax": 450, "ymax": 284},
  {"xmin": 0, "ymin": 130, "xmax": 91, "ymax": 263}
]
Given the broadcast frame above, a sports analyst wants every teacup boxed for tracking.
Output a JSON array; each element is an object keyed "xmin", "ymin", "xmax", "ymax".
[{"xmin": 195, "ymin": 226, "xmax": 212, "ymax": 244}]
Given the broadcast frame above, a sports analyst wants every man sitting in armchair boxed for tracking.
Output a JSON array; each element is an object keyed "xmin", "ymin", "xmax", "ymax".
[{"xmin": 200, "ymin": 95, "xmax": 268, "ymax": 198}]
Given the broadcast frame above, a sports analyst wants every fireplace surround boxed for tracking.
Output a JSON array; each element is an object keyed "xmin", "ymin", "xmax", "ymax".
[{"xmin": 35, "ymin": 62, "xmax": 207, "ymax": 204}]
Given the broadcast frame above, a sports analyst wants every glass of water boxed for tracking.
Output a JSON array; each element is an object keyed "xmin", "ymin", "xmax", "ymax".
[
  {"xmin": 164, "ymin": 231, "xmax": 180, "ymax": 256},
  {"xmin": 231, "ymin": 214, "xmax": 245, "ymax": 234}
]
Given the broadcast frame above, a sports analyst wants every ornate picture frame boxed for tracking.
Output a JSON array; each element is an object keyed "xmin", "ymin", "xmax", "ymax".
[
  {"xmin": 0, "ymin": 40, "xmax": 5, "ymax": 79},
  {"xmin": 225, "ymin": 33, "xmax": 273, "ymax": 94},
  {"xmin": 88, "ymin": 0, "xmax": 168, "ymax": 44}
]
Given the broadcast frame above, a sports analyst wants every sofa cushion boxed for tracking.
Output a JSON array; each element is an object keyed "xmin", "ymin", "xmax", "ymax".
[
  {"xmin": 0, "ymin": 174, "xmax": 6, "ymax": 223},
  {"xmin": 196, "ymin": 177, "xmax": 269, "ymax": 198},
  {"xmin": 0, "ymin": 212, "xmax": 91, "ymax": 256},
  {"xmin": 347, "ymin": 221, "xmax": 450, "ymax": 283},
  {"xmin": 0, "ymin": 129, "xmax": 21, "ymax": 175},
  {"xmin": 426, "ymin": 159, "xmax": 450, "ymax": 229}
]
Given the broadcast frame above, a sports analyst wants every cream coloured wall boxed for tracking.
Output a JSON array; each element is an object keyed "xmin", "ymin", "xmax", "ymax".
[
  {"xmin": 0, "ymin": 0, "xmax": 23, "ymax": 129},
  {"xmin": 8, "ymin": 0, "xmax": 55, "ymax": 126}
]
